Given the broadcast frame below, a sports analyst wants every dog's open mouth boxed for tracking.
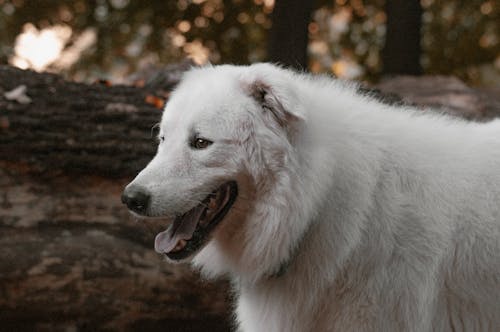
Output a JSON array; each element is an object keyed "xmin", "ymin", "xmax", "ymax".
[{"xmin": 154, "ymin": 181, "xmax": 238, "ymax": 260}]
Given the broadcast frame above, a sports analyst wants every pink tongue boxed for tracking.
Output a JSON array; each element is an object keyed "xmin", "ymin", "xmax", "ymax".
[{"xmin": 154, "ymin": 205, "xmax": 206, "ymax": 254}]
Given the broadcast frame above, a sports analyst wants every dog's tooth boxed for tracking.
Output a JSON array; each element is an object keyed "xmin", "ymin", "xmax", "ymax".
[{"xmin": 172, "ymin": 239, "xmax": 186, "ymax": 252}]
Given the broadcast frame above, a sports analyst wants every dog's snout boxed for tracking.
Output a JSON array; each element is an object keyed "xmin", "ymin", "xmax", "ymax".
[{"xmin": 121, "ymin": 185, "xmax": 151, "ymax": 215}]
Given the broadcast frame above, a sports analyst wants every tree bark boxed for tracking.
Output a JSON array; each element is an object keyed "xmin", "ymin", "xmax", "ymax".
[
  {"xmin": 382, "ymin": 0, "xmax": 423, "ymax": 75},
  {"xmin": 375, "ymin": 75, "xmax": 500, "ymax": 120},
  {"xmin": 0, "ymin": 66, "xmax": 161, "ymax": 178},
  {"xmin": 268, "ymin": 0, "xmax": 315, "ymax": 70}
]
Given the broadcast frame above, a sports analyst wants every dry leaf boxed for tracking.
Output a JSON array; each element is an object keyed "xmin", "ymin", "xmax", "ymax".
[
  {"xmin": 4, "ymin": 85, "xmax": 32, "ymax": 104},
  {"xmin": 145, "ymin": 94, "xmax": 165, "ymax": 109}
]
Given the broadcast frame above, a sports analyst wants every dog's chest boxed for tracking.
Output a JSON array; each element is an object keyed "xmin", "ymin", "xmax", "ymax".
[{"xmin": 236, "ymin": 281, "xmax": 320, "ymax": 332}]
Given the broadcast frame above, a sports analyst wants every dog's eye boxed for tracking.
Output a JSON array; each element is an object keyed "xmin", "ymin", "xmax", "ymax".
[{"xmin": 191, "ymin": 137, "xmax": 213, "ymax": 149}]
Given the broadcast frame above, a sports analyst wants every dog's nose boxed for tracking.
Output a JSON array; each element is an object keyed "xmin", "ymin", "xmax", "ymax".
[{"xmin": 121, "ymin": 185, "xmax": 150, "ymax": 215}]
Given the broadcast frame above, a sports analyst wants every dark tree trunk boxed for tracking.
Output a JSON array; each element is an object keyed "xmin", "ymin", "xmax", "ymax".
[
  {"xmin": 382, "ymin": 0, "xmax": 423, "ymax": 75},
  {"xmin": 268, "ymin": 0, "xmax": 315, "ymax": 70}
]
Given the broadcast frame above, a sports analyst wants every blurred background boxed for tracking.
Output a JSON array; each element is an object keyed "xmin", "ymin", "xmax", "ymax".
[{"xmin": 0, "ymin": 0, "xmax": 498, "ymax": 85}]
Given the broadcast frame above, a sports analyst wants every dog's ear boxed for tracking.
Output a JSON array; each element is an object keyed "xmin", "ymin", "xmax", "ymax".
[
  {"xmin": 247, "ymin": 80, "xmax": 303, "ymax": 128},
  {"xmin": 241, "ymin": 68, "xmax": 305, "ymax": 131}
]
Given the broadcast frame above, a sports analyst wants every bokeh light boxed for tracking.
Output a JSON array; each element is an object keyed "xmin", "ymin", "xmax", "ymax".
[{"xmin": 0, "ymin": 0, "xmax": 497, "ymax": 85}]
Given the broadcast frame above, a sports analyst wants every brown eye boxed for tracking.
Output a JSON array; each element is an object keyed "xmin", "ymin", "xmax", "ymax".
[{"xmin": 192, "ymin": 137, "xmax": 213, "ymax": 149}]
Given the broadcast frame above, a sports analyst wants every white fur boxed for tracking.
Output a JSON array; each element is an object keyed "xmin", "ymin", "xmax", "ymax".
[{"xmin": 127, "ymin": 63, "xmax": 500, "ymax": 331}]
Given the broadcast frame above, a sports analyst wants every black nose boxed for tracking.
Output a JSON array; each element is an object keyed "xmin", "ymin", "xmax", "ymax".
[{"xmin": 121, "ymin": 185, "xmax": 151, "ymax": 215}]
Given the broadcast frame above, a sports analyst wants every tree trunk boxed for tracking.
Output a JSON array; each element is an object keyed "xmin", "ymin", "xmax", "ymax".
[
  {"xmin": 382, "ymin": 0, "xmax": 423, "ymax": 75},
  {"xmin": 268, "ymin": 0, "xmax": 315, "ymax": 70}
]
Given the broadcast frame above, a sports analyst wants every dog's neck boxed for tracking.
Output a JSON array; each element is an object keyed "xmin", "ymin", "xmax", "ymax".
[{"xmin": 265, "ymin": 222, "xmax": 312, "ymax": 279}]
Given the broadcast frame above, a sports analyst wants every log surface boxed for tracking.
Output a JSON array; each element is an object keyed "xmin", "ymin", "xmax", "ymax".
[{"xmin": 0, "ymin": 66, "xmax": 160, "ymax": 178}]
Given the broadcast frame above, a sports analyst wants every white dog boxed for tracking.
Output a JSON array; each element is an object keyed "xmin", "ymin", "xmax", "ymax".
[{"xmin": 122, "ymin": 63, "xmax": 500, "ymax": 331}]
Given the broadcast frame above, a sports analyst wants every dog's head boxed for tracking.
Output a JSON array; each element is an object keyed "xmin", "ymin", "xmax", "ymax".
[{"xmin": 122, "ymin": 63, "xmax": 311, "ymax": 281}]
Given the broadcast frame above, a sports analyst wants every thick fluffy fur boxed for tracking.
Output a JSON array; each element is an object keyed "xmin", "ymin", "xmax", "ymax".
[{"xmin": 127, "ymin": 63, "xmax": 500, "ymax": 331}]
